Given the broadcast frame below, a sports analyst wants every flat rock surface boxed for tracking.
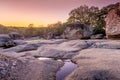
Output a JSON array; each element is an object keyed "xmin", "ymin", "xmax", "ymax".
[
  {"xmin": 65, "ymin": 48, "xmax": 120, "ymax": 80},
  {"xmin": 0, "ymin": 39, "xmax": 120, "ymax": 80}
]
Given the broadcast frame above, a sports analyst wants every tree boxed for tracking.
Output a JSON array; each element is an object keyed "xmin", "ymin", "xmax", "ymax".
[
  {"xmin": 28, "ymin": 23, "xmax": 34, "ymax": 27},
  {"xmin": 99, "ymin": 2, "xmax": 120, "ymax": 19},
  {"xmin": 93, "ymin": 2, "xmax": 120, "ymax": 35},
  {"xmin": 67, "ymin": 5, "xmax": 107, "ymax": 35},
  {"xmin": 68, "ymin": 5, "xmax": 101, "ymax": 27},
  {"xmin": 25, "ymin": 24, "xmax": 35, "ymax": 37}
]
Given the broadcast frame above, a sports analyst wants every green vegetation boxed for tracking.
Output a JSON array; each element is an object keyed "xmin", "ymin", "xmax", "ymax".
[
  {"xmin": 68, "ymin": 2, "xmax": 119, "ymax": 35},
  {"xmin": 0, "ymin": 22, "xmax": 67, "ymax": 38}
]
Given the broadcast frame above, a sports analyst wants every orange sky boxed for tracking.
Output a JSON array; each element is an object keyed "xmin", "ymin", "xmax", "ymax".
[{"xmin": 0, "ymin": 0, "xmax": 119, "ymax": 27}]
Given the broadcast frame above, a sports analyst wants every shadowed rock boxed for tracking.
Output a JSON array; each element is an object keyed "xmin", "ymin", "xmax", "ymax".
[
  {"xmin": 91, "ymin": 34, "xmax": 104, "ymax": 39},
  {"xmin": 0, "ymin": 34, "xmax": 16, "ymax": 48},
  {"xmin": 2, "ymin": 43, "xmax": 39, "ymax": 53},
  {"xmin": 9, "ymin": 32, "xmax": 24, "ymax": 40},
  {"xmin": 63, "ymin": 22, "xmax": 93, "ymax": 39},
  {"xmin": 91, "ymin": 40, "xmax": 120, "ymax": 49}
]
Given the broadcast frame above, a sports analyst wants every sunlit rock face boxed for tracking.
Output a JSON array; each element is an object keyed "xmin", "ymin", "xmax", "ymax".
[
  {"xmin": 63, "ymin": 22, "xmax": 93, "ymax": 39},
  {"xmin": 105, "ymin": 3, "xmax": 120, "ymax": 39}
]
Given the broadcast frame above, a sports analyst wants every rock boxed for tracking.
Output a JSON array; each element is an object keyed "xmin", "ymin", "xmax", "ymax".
[
  {"xmin": 2, "ymin": 43, "xmax": 39, "ymax": 53},
  {"xmin": 13, "ymin": 40, "xmax": 27, "ymax": 45},
  {"xmin": 63, "ymin": 22, "xmax": 93, "ymax": 39},
  {"xmin": 91, "ymin": 34, "xmax": 104, "ymax": 39},
  {"xmin": 56, "ymin": 40, "xmax": 91, "ymax": 52},
  {"xmin": 24, "ymin": 59, "xmax": 63, "ymax": 80},
  {"xmin": 26, "ymin": 39, "xmax": 67, "ymax": 44},
  {"xmin": 9, "ymin": 32, "xmax": 24, "ymax": 40},
  {"xmin": 0, "ymin": 53, "xmax": 63, "ymax": 80},
  {"xmin": 54, "ymin": 36, "xmax": 62, "ymax": 39},
  {"xmin": 37, "ymin": 40, "xmax": 91, "ymax": 59},
  {"xmin": 65, "ymin": 48, "xmax": 120, "ymax": 80},
  {"xmin": 1, "ymin": 39, "xmax": 120, "ymax": 80},
  {"xmin": 46, "ymin": 32, "xmax": 55, "ymax": 39},
  {"xmin": 0, "ymin": 34, "xmax": 16, "ymax": 48},
  {"xmin": 91, "ymin": 40, "xmax": 120, "ymax": 49},
  {"xmin": 0, "ymin": 54, "xmax": 28, "ymax": 80},
  {"xmin": 105, "ymin": 3, "xmax": 120, "ymax": 39}
]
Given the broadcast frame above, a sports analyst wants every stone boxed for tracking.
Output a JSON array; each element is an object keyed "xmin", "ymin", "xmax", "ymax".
[
  {"xmin": 91, "ymin": 34, "xmax": 104, "ymax": 39},
  {"xmin": 105, "ymin": 3, "xmax": 120, "ymax": 39},
  {"xmin": 36, "ymin": 40, "xmax": 91, "ymax": 59},
  {"xmin": 91, "ymin": 40, "xmax": 120, "ymax": 49},
  {"xmin": 2, "ymin": 43, "xmax": 39, "ymax": 53},
  {"xmin": 0, "ymin": 53, "xmax": 63, "ymax": 80},
  {"xmin": 54, "ymin": 36, "xmax": 62, "ymax": 39},
  {"xmin": 0, "ymin": 54, "xmax": 27, "ymax": 80},
  {"xmin": 65, "ymin": 48, "xmax": 120, "ymax": 80},
  {"xmin": 0, "ymin": 34, "xmax": 16, "ymax": 48},
  {"xmin": 9, "ymin": 32, "xmax": 24, "ymax": 40},
  {"xmin": 63, "ymin": 22, "xmax": 93, "ymax": 39},
  {"xmin": 46, "ymin": 32, "xmax": 54, "ymax": 39},
  {"xmin": 13, "ymin": 40, "xmax": 27, "ymax": 45},
  {"xmin": 1, "ymin": 39, "xmax": 120, "ymax": 80}
]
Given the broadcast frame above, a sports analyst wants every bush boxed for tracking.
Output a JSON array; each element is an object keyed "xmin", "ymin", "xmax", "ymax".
[
  {"xmin": 0, "ymin": 22, "xmax": 67, "ymax": 38},
  {"xmin": 93, "ymin": 27, "xmax": 106, "ymax": 35}
]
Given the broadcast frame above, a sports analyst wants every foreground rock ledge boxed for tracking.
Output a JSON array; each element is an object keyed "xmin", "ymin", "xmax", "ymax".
[
  {"xmin": 1, "ymin": 39, "xmax": 120, "ymax": 80},
  {"xmin": 65, "ymin": 48, "xmax": 120, "ymax": 80},
  {"xmin": 0, "ymin": 54, "xmax": 63, "ymax": 80}
]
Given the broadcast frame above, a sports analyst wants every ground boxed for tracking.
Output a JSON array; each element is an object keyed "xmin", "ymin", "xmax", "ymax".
[{"xmin": 0, "ymin": 39, "xmax": 120, "ymax": 80}]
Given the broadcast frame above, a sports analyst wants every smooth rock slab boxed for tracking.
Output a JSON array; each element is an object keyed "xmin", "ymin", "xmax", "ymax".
[
  {"xmin": 2, "ymin": 43, "xmax": 39, "ymax": 52},
  {"xmin": 91, "ymin": 40, "xmax": 120, "ymax": 49},
  {"xmin": 65, "ymin": 48, "xmax": 120, "ymax": 80},
  {"xmin": 37, "ymin": 40, "xmax": 91, "ymax": 59}
]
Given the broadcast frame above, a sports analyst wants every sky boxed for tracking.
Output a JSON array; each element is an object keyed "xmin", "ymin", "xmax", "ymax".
[{"xmin": 0, "ymin": 0, "xmax": 120, "ymax": 27}]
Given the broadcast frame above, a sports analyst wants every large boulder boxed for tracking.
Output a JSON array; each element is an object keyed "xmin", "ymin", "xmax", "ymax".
[
  {"xmin": 63, "ymin": 22, "xmax": 93, "ymax": 39},
  {"xmin": 65, "ymin": 48, "xmax": 120, "ymax": 80},
  {"xmin": 9, "ymin": 32, "xmax": 24, "ymax": 40},
  {"xmin": 0, "ymin": 34, "xmax": 16, "ymax": 48},
  {"xmin": 105, "ymin": 3, "xmax": 120, "ymax": 39}
]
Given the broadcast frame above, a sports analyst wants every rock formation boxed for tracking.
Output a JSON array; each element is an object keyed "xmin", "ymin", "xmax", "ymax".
[
  {"xmin": 9, "ymin": 32, "xmax": 24, "ymax": 40},
  {"xmin": 105, "ymin": 3, "xmax": 120, "ymax": 39},
  {"xmin": 0, "ymin": 39, "xmax": 120, "ymax": 80},
  {"xmin": 63, "ymin": 22, "xmax": 93, "ymax": 39},
  {"xmin": 0, "ymin": 34, "xmax": 16, "ymax": 48}
]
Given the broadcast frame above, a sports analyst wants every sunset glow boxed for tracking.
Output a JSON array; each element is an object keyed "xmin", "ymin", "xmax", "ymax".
[{"xmin": 0, "ymin": 0, "xmax": 119, "ymax": 27}]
